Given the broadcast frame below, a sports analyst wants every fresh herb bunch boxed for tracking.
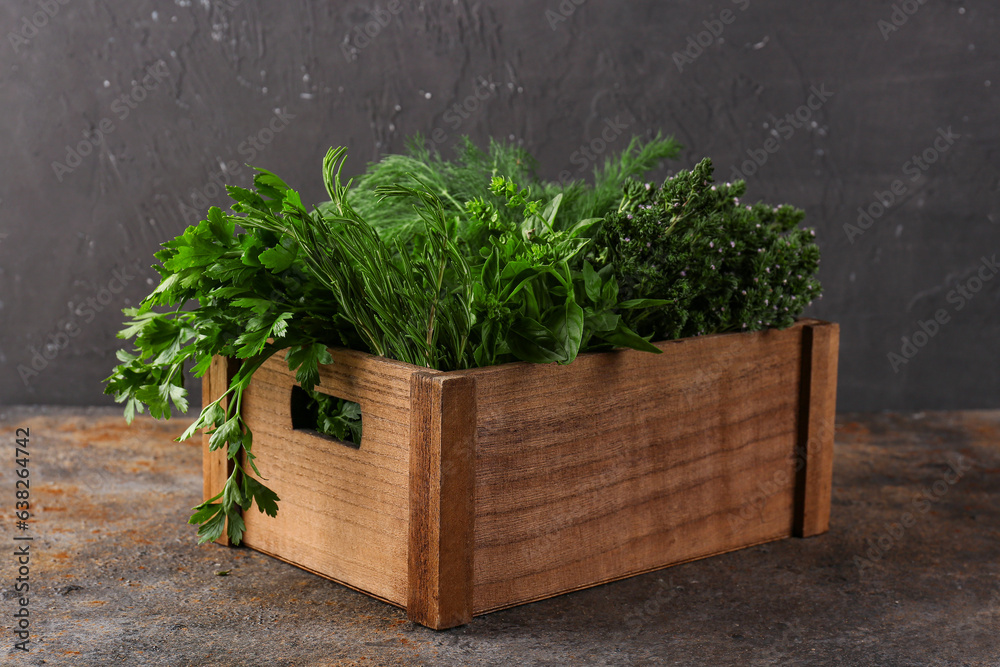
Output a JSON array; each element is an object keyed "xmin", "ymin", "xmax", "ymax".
[
  {"xmin": 104, "ymin": 204, "xmax": 349, "ymax": 545},
  {"xmin": 106, "ymin": 137, "xmax": 822, "ymax": 546},
  {"xmin": 598, "ymin": 158, "xmax": 822, "ymax": 340},
  {"xmin": 345, "ymin": 133, "xmax": 681, "ymax": 247},
  {"xmin": 462, "ymin": 175, "xmax": 666, "ymax": 366},
  {"xmin": 105, "ymin": 136, "xmax": 683, "ymax": 545},
  {"xmin": 232, "ymin": 148, "xmax": 476, "ymax": 371},
  {"xmin": 299, "ymin": 388, "xmax": 363, "ymax": 444}
]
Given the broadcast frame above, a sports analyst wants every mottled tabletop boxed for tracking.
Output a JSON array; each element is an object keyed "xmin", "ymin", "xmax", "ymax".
[{"xmin": 0, "ymin": 407, "xmax": 997, "ymax": 666}]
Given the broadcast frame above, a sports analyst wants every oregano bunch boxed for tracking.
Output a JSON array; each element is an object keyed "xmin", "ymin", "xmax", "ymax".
[{"xmin": 598, "ymin": 158, "xmax": 822, "ymax": 340}]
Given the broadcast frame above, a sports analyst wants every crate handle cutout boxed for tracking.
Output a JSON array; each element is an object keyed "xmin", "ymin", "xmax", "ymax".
[{"xmin": 289, "ymin": 384, "xmax": 363, "ymax": 449}]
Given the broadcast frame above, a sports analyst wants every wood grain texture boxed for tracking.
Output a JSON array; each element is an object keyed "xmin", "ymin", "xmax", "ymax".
[
  {"xmin": 237, "ymin": 349, "xmax": 437, "ymax": 606},
  {"xmin": 202, "ymin": 356, "xmax": 236, "ymax": 546},
  {"xmin": 407, "ymin": 373, "xmax": 476, "ymax": 629},
  {"xmin": 794, "ymin": 320, "xmax": 840, "ymax": 537},
  {"xmin": 450, "ymin": 321, "xmax": 816, "ymax": 615},
  {"xmin": 203, "ymin": 319, "xmax": 838, "ymax": 625}
]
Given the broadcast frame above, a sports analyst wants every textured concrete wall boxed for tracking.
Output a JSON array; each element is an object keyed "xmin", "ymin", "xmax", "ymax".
[{"xmin": 1, "ymin": 0, "xmax": 996, "ymax": 411}]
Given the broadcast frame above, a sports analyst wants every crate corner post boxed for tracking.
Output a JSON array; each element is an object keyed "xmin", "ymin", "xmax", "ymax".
[
  {"xmin": 794, "ymin": 320, "xmax": 840, "ymax": 538},
  {"xmin": 407, "ymin": 371, "xmax": 476, "ymax": 630}
]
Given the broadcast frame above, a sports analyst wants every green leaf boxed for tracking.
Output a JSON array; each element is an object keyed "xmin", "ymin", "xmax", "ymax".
[
  {"xmin": 208, "ymin": 416, "xmax": 241, "ymax": 453},
  {"xmin": 196, "ymin": 507, "xmax": 227, "ymax": 544},
  {"xmin": 225, "ymin": 509, "xmax": 246, "ymax": 545},
  {"xmin": 178, "ymin": 402, "xmax": 225, "ymax": 442},
  {"xmin": 541, "ymin": 193, "xmax": 563, "ymax": 229},
  {"xmin": 123, "ymin": 398, "xmax": 139, "ymax": 423},
  {"xmin": 162, "ymin": 240, "xmax": 226, "ymax": 273},
  {"xmin": 227, "ymin": 427, "xmax": 245, "ymax": 459},
  {"xmin": 286, "ymin": 343, "xmax": 333, "ymax": 391},
  {"xmin": 259, "ymin": 237, "xmax": 298, "ymax": 273},
  {"xmin": 222, "ymin": 475, "xmax": 244, "ymax": 510},
  {"xmin": 567, "ymin": 217, "xmax": 602, "ymax": 238},
  {"xmin": 244, "ymin": 476, "xmax": 280, "ymax": 517},
  {"xmin": 549, "ymin": 298, "xmax": 585, "ymax": 364},
  {"xmin": 269, "ymin": 311, "xmax": 293, "ymax": 339},
  {"xmin": 582, "ymin": 261, "xmax": 601, "ymax": 303},
  {"xmin": 586, "ymin": 311, "xmax": 620, "ymax": 333},
  {"xmin": 282, "ymin": 189, "xmax": 306, "ymax": 215},
  {"xmin": 597, "ymin": 322, "xmax": 663, "ymax": 354},
  {"xmin": 253, "ymin": 168, "xmax": 291, "ymax": 200},
  {"xmin": 231, "ymin": 298, "xmax": 274, "ymax": 315},
  {"xmin": 189, "ymin": 501, "xmax": 222, "ymax": 526},
  {"xmin": 482, "ymin": 245, "xmax": 501, "ymax": 293},
  {"xmin": 618, "ymin": 298, "xmax": 673, "ymax": 309},
  {"xmin": 226, "ymin": 185, "xmax": 265, "ymax": 210},
  {"xmin": 507, "ymin": 317, "xmax": 564, "ymax": 364},
  {"xmin": 206, "ymin": 206, "xmax": 235, "ymax": 244},
  {"xmin": 118, "ymin": 310, "xmax": 162, "ymax": 339}
]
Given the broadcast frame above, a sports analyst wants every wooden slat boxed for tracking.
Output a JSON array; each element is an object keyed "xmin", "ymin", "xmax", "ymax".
[
  {"xmin": 453, "ymin": 321, "xmax": 813, "ymax": 614},
  {"xmin": 794, "ymin": 321, "xmax": 840, "ymax": 537},
  {"xmin": 202, "ymin": 356, "xmax": 236, "ymax": 546},
  {"xmin": 237, "ymin": 349, "xmax": 431, "ymax": 606},
  {"xmin": 203, "ymin": 320, "xmax": 838, "ymax": 625},
  {"xmin": 407, "ymin": 372, "xmax": 476, "ymax": 630}
]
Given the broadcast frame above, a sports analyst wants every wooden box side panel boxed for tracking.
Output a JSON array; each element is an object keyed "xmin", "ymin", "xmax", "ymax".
[
  {"xmin": 465, "ymin": 323, "xmax": 809, "ymax": 614},
  {"xmin": 238, "ymin": 349, "xmax": 425, "ymax": 606}
]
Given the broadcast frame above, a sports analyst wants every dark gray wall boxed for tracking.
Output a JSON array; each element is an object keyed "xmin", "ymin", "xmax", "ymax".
[{"xmin": 1, "ymin": 0, "xmax": 997, "ymax": 412}]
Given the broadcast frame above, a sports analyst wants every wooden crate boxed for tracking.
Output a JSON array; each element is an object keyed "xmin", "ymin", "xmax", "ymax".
[{"xmin": 202, "ymin": 318, "xmax": 839, "ymax": 629}]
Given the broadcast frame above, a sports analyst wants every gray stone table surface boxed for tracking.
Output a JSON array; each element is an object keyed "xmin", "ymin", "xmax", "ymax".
[{"xmin": 0, "ymin": 407, "xmax": 997, "ymax": 666}]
